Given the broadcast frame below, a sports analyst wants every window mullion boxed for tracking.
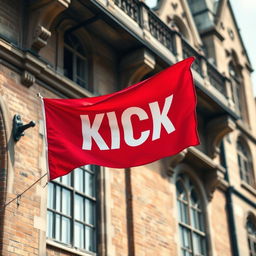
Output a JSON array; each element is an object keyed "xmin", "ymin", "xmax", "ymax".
[
  {"xmin": 72, "ymin": 173, "xmax": 75, "ymax": 247},
  {"xmin": 73, "ymin": 53, "xmax": 76, "ymax": 82},
  {"xmin": 83, "ymin": 170, "xmax": 86, "ymax": 250},
  {"xmin": 53, "ymin": 184, "xmax": 57, "ymax": 239},
  {"xmin": 60, "ymin": 186, "xmax": 63, "ymax": 242}
]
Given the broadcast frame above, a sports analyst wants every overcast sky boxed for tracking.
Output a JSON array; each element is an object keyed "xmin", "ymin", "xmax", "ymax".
[
  {"xmin": 229, "ymin": 0, "xmax": 256, "ymax": 96},
  {"xmin": 145, "ymin": 0, "xmax": 256, "ymax": 96}
]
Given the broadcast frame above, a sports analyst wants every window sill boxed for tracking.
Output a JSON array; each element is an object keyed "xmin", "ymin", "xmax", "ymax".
[
  {"xmin": 46, "ymin": 239, "xmax": 96, "ymax": 256},
  {"xmin": 241, "ymin": 181, "xmax": 256, "ymax": 196}
]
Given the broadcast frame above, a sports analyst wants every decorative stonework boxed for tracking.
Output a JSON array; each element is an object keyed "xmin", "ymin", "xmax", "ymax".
[
  {"xmin": 120, "ymin": 48, "xmax": 156, "ymax": 87},
  {"xmin": 167, "ymin": 149, "xmax": 188, "ymax": 176},
  {"xmin": 32, "ymin": 25, "xmax": 51, "ymax": 52},
  {"xmin": 21, "ymin": 70, "xmax": 36, "ymax": 87},
  {"xmin": 204, "ymin": 167, "xmax": 228, "ymax": 200},
  {"xmin": 27, "ymin": 0, "xmax": 71, "ymax": 52},
  {"xmin": 206, "ymin": 115, "xmax": 236, "ymax": 158}
]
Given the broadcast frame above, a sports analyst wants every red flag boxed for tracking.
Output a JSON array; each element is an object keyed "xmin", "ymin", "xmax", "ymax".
[{"xmin": 43, "ymin": 57, "xmax": 199, "ymax": 180}]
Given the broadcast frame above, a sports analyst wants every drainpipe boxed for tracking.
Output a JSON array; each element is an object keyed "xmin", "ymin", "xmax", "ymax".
[{"xmin": 221, "ymin": 142, "xmax": 240, "ymax": 256}]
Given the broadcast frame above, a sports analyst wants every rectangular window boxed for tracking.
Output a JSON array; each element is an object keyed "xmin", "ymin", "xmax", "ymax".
[{"xmin": 47, "ymin": 165, "xmax": 98, "ymax": 254}]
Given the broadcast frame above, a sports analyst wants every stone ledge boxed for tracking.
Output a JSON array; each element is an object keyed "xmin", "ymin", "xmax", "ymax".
[{"xmin": 47, "ymin": 240, "xmax": 96, "ymax": 256}]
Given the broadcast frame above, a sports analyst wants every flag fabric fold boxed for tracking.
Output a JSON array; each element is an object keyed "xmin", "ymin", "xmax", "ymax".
[{"xmin": 43, "ymin": 57, "xmax": 199, "ymax": 180}]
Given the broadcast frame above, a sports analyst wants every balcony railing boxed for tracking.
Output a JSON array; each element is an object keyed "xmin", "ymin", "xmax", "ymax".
[
  {"xmin": 182, "ymin": 38, "xmax": 203, "ymax": 76},
  {"xmin": 109, "ymin": 0, "xmax": 229, "ymax": 102},
  {"xmin": 114, "ymin": 0, "xmax": 140, "ymax": 23},
  {"xmin": 207, "ymin": 62, "xmax": 227, "ymax": 97},
  {"xmin": 148, "ymin": 11, "xmax": 175, "ymax": 52}
]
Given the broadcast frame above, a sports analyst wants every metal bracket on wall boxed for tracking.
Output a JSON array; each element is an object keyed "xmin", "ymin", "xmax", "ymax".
[{"xmin": 13, "ymin": 114, "xmax": 36, "ymax": 142}]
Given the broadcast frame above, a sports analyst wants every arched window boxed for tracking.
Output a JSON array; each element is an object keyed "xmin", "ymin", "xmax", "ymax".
[
  {"xmin": 228, "ymin": 55, "xmax": 248, "ymax": 123},
  {"xmin": 176, "ymin": 173, "xmax": 207, "ymax": 256},
  {"xmin": 229, "ymin": 61, "xmax": 241, "ymax": 115},
  {"xmin": 247, "ymin": 215, "xmax": 256, "ymax": 256},
  {"xmin": 47, "ymin": 165, "xmax": 98, "ymax": 253},
  {"xmin": 64, "ymin": 33, "xmax": 89, "ymax": 90},
  {"xmin": 237, "ymin": 139, "xmax": 255, "ymax": 188}
]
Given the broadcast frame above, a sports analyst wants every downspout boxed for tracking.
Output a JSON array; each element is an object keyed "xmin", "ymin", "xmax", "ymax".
[
  {"xmin": 221, "ymin": 142, "xmax": 240, "ymax": 256},
  {"xmin": 125, "ymin": 168, "xmax": 135, "ymax": 256}
]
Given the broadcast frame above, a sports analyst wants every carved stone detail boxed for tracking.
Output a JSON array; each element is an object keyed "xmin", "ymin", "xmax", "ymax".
[
  {"xmin": 21, "ymin": 71, "xmax": 36, "ymax": 87},
  {"xmin": 167, "ymin": 149, "xmax": 188, "ymax": 176},
  {"xmin": 27, "ymin": 0, "xmax": 71, "ymax": 52},
  {"xmin": 32, "ymin": 26, "xmax": 51, "ymax": 52},
  {"xmin": 206, "ymin": 115, "xmax": 235, "ymax": 158},
  {"xmin": 120, "ymin": 48, "xmax": 156, "ymax": 87},
  {"xmin": 204, "ymin": 165, "xmax": 229, "ymax": 200}
]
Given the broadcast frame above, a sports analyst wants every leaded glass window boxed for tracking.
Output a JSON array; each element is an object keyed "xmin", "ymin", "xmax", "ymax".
[
  {"xmin": 176, "ymin": 174, "xmax": 207, "ymax": 256},
  {"xmin": 47, "ymin": 165, "xmax": 98, "ymax": 254}
]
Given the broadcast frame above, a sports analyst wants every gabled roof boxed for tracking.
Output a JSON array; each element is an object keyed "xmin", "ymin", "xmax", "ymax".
[{"xmin": 215, "ymin": 0, "xmax": 252, "ymax": 67}]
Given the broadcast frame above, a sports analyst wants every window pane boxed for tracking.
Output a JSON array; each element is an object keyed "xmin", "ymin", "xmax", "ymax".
[
  {"xmin": 85, "ymin": 226, "xmax": 96, "ymax": 252},
  {"xmin": 75, "ymin": 194, "xmax": 84, "ymax": 222},
  {"xmin": 74, "ymin": 168, "xmax": 84, "ymax": 192},
  {"xmin": 178, "ymin": 201, "xmax": 189, "ymax": 224},
  {"xmin": 62, "ymin": 173, "xmax": 71, "ymax": 186},
  {"xmin": 61, "ymin": 217, "xmax": 71, "ymax": 244},
  {"xmin": 47, "ymin": 183, "xmax": 54, "ymax": 209},
  {"xmin": 85, "ymin": 199, "xmax": 95, "ymax": 226},
  {"xmin": 190, "ymin": 189, "xmax": 198, "ymax": 206},
  {"xmin": 180, "ymin": 226, "xmax": 191, "ymax": 249},
  {"xmin": 76, "ymin": 57, "xmax": 86, "ymax": 87},
  {"xmin": 47, "ymin": 211, "xmax": 53, "ymax": 238},
  {"xmin": 74, "ymin": 222, "xmax": 85, "ymax": 249},
  {"xmin": 62, "ymin": 189, "xmax": 71, "ymax": 216},
  {"xmin": 56, "ymin": 214, "xmax": 61, "ymax": 241},
  {"xmin": 191, "ymin": 209, "xmax": 203, "ymax": 231},
  {"xmin": 56, "ymin": 186, "xmax": 61, "ymax": 212},
  {"xmin": 64, "ymin": 47, "xmax": 73, "ymax": 80},
  {"xmin": 85, "ymin": 172, "xmax": 95, "ymax": 197},
  {"xmin": 193, "ymin": 232, "xmax": 205, "ymax": 255}
]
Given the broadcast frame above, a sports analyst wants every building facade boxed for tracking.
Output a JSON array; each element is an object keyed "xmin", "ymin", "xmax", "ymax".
[{"xmin": 0, "ymin": 0, "xmax": 255, "ymax": 255}]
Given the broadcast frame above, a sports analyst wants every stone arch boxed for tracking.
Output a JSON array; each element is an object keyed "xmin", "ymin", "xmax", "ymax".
[
  {"xmin": 173, "ymin": 163, "xmax": 214, "ymax": 255},
  {"xmin": 174, "ymin": 163, "xmax": 208, "ymax": 205},
  {"xmin": 245, "ymin": 211, "xmax": 256, "ymax": 228},
  {"xmin": 170, "ymin": 15, "xmax": 192, "ymax": 42},
  {"xmin": 47, "ymin": 16, "xmax": 95, "ymax": 91}
]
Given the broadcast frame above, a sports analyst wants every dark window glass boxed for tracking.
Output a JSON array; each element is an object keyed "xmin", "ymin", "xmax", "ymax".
[{"xmin": 64, "ymin": 33, "xmax": 89, "ymax": 90}]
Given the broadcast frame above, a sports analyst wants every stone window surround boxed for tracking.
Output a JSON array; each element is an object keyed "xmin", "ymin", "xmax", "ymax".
[
  {"xmin": 237, "ymin": 137, "xmax": 256, "ymax": 189},
  {"xmin": 172, "ymin": 163, "xmax": 214, "ymax": 256}
]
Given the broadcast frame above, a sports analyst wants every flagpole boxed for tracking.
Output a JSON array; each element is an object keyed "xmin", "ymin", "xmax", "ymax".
[{"xmin": 38, "ymin": 93, "xmax": 51, "ymax": 181}]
